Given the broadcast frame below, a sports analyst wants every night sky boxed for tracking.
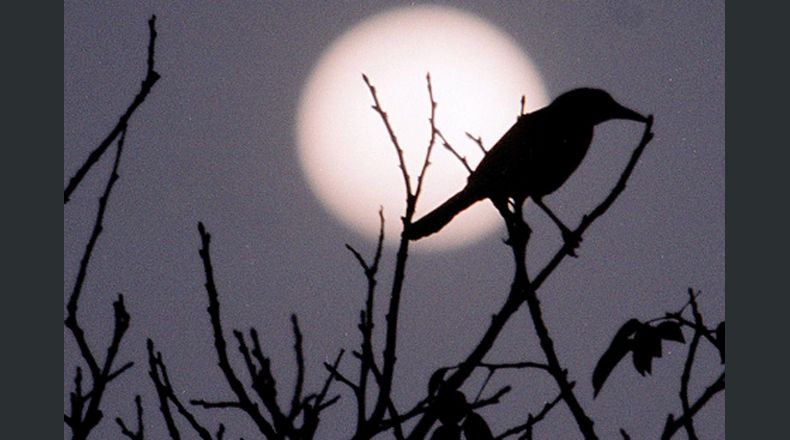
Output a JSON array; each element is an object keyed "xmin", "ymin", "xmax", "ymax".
[{"xmin": 64, "ymin": 2, "xmax": 724, "ymax": 439}]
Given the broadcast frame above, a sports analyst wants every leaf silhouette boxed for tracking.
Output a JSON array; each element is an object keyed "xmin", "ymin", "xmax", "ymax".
[
  {"xmin": 593, "ymin": 318, "xmax": 641, "ymax": 397},
  {"xmin": 656, "ymin": 321, "xmax": 685, "ymax": 343},
  {"xmin": 632, "ymin": 324, "xmax": 662, "ymax": 375},
  {"xmin": 435, "ymin": 390, "xmax": 469, "ymax": 426},
  {"xmin": 632, "ymin": 342, "xmax": 652, "ymax": 375},
  {"xmin": 462, "ymin": 412, "xmax": 494, "ymax": 440},
  {"xmin": 431, "ymin": 424, "xmax": 461, "ymax": 440},
  {"xmin": 428, "ymin": 367, "xmax": 449, "ymax": 397}
]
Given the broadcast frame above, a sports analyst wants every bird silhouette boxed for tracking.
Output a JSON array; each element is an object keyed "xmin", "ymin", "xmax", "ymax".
[{"xmin": 404, "ymin": 88, "xmax": 648, "ymax": 242}]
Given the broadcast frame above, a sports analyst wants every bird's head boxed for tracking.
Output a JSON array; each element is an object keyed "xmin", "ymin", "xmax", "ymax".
[{"xmin": 552, "ymin": 88, "xmax": 647, "ymax": 126}]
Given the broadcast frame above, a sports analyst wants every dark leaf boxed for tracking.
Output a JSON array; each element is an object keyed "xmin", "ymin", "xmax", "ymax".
[
  {"xmin": 640, "ymin": 325, "xmax": 663, "ymax": 358},
  {"xmin": 431, "ymin": 424, "xmax": 461, "ymax": 440},
  {"xmin": 592, "ymin": 319, "xmax": 641, "ymax": 397},
  {"xmin": 435, "ymin": 390, "xmax": 468, "ymax": 426},
  {"xmin": 632, "ymin": 342, "xmax": 652, "ymax": 376},
  {"xmin": 632, "ymin": 324, "xmax": 662, "ymax": 375},
  {"xmin": 428, "ymin": 367, "xmax": 449, "ymax": 397},
  {"xmin": 462, "ymin": 412, "xmax": 494, "ymax": 440},
  {"xmin": 715, "ymin": 321, "xmax": 725, "ymax": 364},
  {"xmin": 656, "ymin": 321, "xmax": 685, "ymax": 343}
]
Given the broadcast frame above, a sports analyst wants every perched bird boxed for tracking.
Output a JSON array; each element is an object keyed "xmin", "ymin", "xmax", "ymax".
[{"xmin": 404, "ymin": 88, "xmax": 648, "ymax": 242}]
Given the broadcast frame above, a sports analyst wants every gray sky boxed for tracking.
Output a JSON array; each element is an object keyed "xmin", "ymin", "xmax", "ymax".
[{"xmin": 64, "ymin": 1, "xmax": 724, "ymax": 438}]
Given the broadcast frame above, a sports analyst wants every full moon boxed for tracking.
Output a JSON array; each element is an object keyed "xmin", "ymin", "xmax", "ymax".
[{"xmin": 297, "ymin": 5, "xmax": 548, "ymax": 251}]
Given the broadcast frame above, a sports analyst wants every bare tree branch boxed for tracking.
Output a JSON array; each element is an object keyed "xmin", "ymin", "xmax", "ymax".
[
  {"xmin": 190, "ymin": 400, "xmax": 244, "ymax": 410},
  {"xmin": 289, "ymin": 315, "xmax": 306, "ymax": 420},
  {"xmin": 532, "ymin": 116, "xmax": 654, "ymax": 288},
  {"xmin": 147, "ymin": 340, "xmax": 214, "ymax": 440},
  {"xmin": 408, "ymin": 117, "xmax": 655, "ymax": 440},
  {"xmin": 147, "ymin": 340, "xmax": 183, "ymax": 440},
  {"xmin": 346, "ymin": 207, "xmax": 385, "ymax": 431},
  {"xmin": 465, "ymin": 131, "xmax": 488, "ymax": 155},
  {"xmin": 661, "ymin": 373, "xmax": 725, "ymax": 439},
  {"xmin": 679, "ymin": 289, "xmax": 704, "ymax": 439},
  {"xmin": 413, "ymin": 73, "xmax": 440, "ymax": 201},
  {"xmin": 64, "ymin": 15, "xmax": 160, "ymax": 203},
  {"xmin": 436, "ymin": 128, "xmax": 473, "ymax": 174},
  {"xmin": 469, "ymin": 386, "xmax": 512, "ymax": 411},
  {"xmin": 361, "ymin": 75, "xmax": 420, "ymax": 434},
  {"xmin": 362, "ymin": 73, "xmax": 413, "ymax": 200},
  {"xmin": 324, "ymin": 361, "xmax": 360, "ymax": 392},
  {"xmin": 65, "ymin": 128, "xmax": 134, "ymax": 440},
  {"xmin": 115, "ymin": 395, "xmax": 144, "ymax": 440},
  {"xmin": 197, "ymin": 222, "xmax": 278, "ymax": 439},
  {"xmin": 495, "ymin": 386, "xmax": 569, "ymax": 440}
]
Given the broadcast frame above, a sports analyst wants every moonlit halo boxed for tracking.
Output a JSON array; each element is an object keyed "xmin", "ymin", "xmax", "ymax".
[{"xmin": 297, "ymin": 5, "xmax": 548, "ymax": 251}]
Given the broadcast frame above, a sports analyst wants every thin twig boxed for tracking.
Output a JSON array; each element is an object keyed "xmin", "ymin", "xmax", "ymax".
[
  {"xmin": 362, "ymin": 75, "xmax": 418, "ymax": 433},
  {"xmin": 436, "ymin": 128, "xmax": 473, "ymax": 174},
  {"xmin": 190, "ymin": 399, "xmax": 243, "ymax": 410},
  {"xmin": 448, "ymin": 360, "xmax": 551, "ymax": 374},
  {"xmin": 661, "ymin": 373, "xmax": 725, "ymax": 439},
  {"xmin": 414, "ymin": 73, "xmax": 440, "ymax": 202},
  {"xmin": 148, "ymin": 342, "xmax": 215, "ymax": 440},
  {"xmin": 197, "ymin": 223, "xmax": 278, "ymax": 439},
  {"xmin": 147, "ymin": 340, "xmax": 183, "ymax": 440},
  {"xmin": 64, "ymin": 15, "xmax": 160, "ymax": 203},
  {"xmin": 362, "ymin": 73, "xmax": 413, "ymax": 199},
  {"xmin": 679, "ymin": 289, "xmax": 704, "ymax": 440},
  {"xmin": 408, "ymin": 117, "xmax": 654, "ymax": 440},
  {"xmin": 495, "ymin": 386, "xmax": 569, "ymax": 439},
  {"xmin": 65, "ymin": 130, "xmax": 127, "ymax": 368},
  {"xmin": 532, "ymin": 116, "xmax": 654, "ymax": 289},
  {"xmin": 115, "ymin": 395, "xmax": 144, "ymax": 440},
  {"xmin": 324, "ymin": 362, "xmax": 360, "ymax": 392},
  {"xmin": 469, "ymin": 386, "xmax": 512, "ymax": 411},
  {"xmin": 348, "ymin": 207, "xmax": 385, "ymax": 431},
  {"xmin": 516, "ymin": 119, "xmax": 654, "ymax": 440},
  {"xmin": 65, "ymin": 130, "xmax": 131, "ymax": 440},
  {"xmin": 465, "ymin": 131, "xmax": 488, "ymax": 155},
  {"xmin": 315, "ymin": 350, "xmax": 345, "ymax": 407},
  {"xmin": 290, "ymin": 314, "xmax": 306, "ymax": 419},
  {"xmin": 248, "ymin": 327, "xmax": 291, "ymax": 435}
]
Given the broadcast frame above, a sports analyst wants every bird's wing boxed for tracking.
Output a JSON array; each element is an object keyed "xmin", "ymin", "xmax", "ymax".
[{"xmin": 468, "ymin": 110, "xmax": 549, "ymax": 192}]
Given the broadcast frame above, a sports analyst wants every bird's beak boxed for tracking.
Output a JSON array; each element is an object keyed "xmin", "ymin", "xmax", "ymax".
[{"xmin": 612, "ymin": 103, "xmax": 648, "ymax": 123}]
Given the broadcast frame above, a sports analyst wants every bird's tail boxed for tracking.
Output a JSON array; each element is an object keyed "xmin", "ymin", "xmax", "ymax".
[{"xmin": 405, "ymin": 186, "xmax": 480, "ymax": 240}]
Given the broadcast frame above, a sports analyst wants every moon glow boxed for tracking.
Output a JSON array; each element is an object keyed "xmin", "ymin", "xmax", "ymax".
[{"xmin": 297, "ymin": 5, "xmax": 548, "ymax": 251}]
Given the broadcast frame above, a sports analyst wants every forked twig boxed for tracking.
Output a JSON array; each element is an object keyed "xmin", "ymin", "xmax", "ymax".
[{"xmin": 64, "ymin": 16, "xmax": 160, "ymax": 203}]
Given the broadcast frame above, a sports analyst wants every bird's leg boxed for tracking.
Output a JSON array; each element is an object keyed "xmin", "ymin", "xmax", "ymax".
[
  {"xmin": 532, "ymin": 198, "xmax": 581, "ymax": 257},
  {"xmin": 492, "ymin": 197, "xmax": 531, "ymax": 246}
]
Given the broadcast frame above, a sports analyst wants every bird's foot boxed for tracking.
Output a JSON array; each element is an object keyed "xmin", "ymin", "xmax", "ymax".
[{"xmin": 560, "ymin": 227, "xmax": 582, "ymax": 257}]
